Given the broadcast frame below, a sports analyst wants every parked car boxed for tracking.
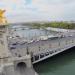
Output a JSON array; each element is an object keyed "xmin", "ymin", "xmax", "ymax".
[{"xmin": 10, "ymin": 47, "xmax": 16, "ymax": 50}]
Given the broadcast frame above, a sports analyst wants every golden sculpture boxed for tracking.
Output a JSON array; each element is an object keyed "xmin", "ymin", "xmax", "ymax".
[{"xmin": 0, "ymin": 9, "xmax": 7, "ymax": 25}]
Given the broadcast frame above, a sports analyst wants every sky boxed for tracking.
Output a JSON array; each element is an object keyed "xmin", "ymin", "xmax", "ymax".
[{"xmin": 0, "ymin": 0, "xmax": 75, "ymax": 23}]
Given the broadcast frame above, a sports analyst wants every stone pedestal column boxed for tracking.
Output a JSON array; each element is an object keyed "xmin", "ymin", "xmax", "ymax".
[{"xmin": 0, "ymin": 25, "xmax": 11, "ymax": 65}]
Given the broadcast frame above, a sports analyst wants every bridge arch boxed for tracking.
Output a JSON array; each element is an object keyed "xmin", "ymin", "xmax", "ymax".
[
  {"xmin": 17, "ymin": 62, "xmax": 26, "ymax": 69},
  {"xmin": 16, "ymin": 62, "xmax": 27, "ymax": 71}
]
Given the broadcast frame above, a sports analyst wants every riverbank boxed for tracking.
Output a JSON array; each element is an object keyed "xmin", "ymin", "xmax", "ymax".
[
  {"xmin": 31, "ymin": 21, "xmax": 75, "ymax": 29},
  {"xmin": 45, "ymin": 27, "xmax": 75, "ymax": 33}
]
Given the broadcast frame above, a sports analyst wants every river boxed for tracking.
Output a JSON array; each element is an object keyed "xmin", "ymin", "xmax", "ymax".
[
  {"xmin": 9, "ymin": 25, "xmax": 59, "ymax": 41},
  {"xmin": 34, "ymin": 47, "xmax": 75, "ymax": 75}
]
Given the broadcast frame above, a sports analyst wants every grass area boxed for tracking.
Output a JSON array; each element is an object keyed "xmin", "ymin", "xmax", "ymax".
[{"xmin": 32, "ymin": 21, "xmax": 75, "ymax": 29}]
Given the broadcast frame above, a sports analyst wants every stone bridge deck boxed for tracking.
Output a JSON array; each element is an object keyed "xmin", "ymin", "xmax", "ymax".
[{"xmin": 8, "ymin": 35, "xmax": 75, "ymax": 64}]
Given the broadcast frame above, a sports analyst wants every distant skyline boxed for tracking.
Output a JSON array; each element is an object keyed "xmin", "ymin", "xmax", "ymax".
[{"xmin": 0, "ymin": 0, "xmax": 75, "ymax": 23}]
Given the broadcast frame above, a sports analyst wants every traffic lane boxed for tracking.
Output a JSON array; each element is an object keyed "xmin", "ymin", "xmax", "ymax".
[
  {"xmin": 9, "ymin": 36, "xmax": 75, "ymax": 57},
  {"xmin": 8, "ymin": 36, "xmax": 75, "ymax": 50}
]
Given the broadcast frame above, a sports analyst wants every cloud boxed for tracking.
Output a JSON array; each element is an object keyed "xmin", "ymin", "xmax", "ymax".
[{"xmin": 0, "ymin": 0, "xmax": 75, "ymax": 23}]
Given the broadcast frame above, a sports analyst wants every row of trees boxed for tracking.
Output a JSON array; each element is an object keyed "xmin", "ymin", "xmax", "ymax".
[{"xmin": 32, "ymin": 21, "xmax": 75, "ymax": 29}]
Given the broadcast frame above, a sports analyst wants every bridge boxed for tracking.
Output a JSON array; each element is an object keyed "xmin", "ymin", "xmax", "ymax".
[
  {"xmin": 32, "ymin": 37, "xmax": 75, "ymax": 64},
  {"xmin": 8, "ymin": 33, "xmax": 75, "ymax": 64},
  {"xmin": 0, "ymin": 25, "xmax": 75, "ymax": 75},
  {"xmin": 0, "ymin": 9, "xmax": 38, "ymax": 75}
]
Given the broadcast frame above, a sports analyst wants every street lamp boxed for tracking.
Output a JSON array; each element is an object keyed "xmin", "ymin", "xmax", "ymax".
[{"xmin": 26, "ymin": 43, "xmax": 29, "ymax": 54}]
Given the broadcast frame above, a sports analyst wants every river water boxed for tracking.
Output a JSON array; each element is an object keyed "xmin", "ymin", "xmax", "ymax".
[
  {"xmin": 9, "ymin": 25, "xmax": 58, "ymax": 40},
  {"xmin": 34, "ymin": 47, "xmax": 75, "ymax": 75}
]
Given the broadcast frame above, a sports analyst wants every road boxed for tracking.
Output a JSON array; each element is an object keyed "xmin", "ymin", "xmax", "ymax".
[{"xmin": 8, "ymin": 35, "xmax": 75, "ymax": 58}]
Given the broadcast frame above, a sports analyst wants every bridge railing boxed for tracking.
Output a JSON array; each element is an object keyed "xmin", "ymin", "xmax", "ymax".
[{"xmin": 32, "ymin": 37, "xmax": 75, "ymax": 64}]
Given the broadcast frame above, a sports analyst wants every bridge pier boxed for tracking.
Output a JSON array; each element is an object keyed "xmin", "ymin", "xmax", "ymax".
[{"xmin": 0, "ymin": 54, "xmax": 38, "ymax": 75}]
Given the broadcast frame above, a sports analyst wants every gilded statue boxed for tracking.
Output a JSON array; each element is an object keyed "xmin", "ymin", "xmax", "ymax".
[{"xmin": 0, "ymin": 9, "xmax": 7, "ymax": 25}]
